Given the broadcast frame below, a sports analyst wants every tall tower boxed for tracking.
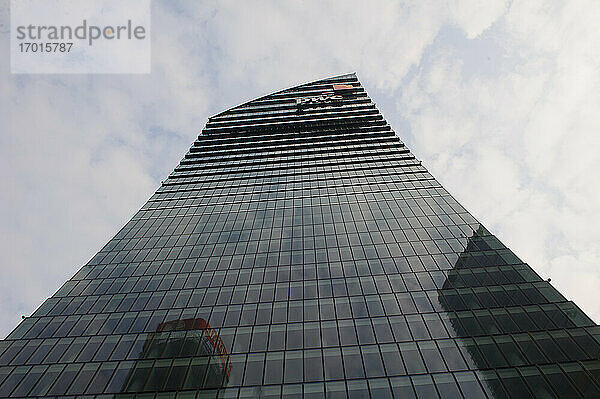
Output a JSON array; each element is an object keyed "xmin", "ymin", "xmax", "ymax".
[{"xmin": 1, "ymin": 74, "xmax": 599, "ymax": 398}]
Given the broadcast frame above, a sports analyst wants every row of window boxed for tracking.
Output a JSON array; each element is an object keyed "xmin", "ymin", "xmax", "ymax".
[
  {"xmin": 160, "ymin": 155, "xmax": 426, "ymax": 186},
  {"xmin": 198, "ymin": 122, "xmax": 389, "ymax": 143},
  {"xmin": 164, "ymin": 175, "xmax": 431, "ymax": 205},
  {"xmin": 152, "ymin": 185, "xmax": 440, "ymax": 216},
  {"xmin": 80, "ymin": 223, "xmax": 511, "ymax": 268},
  {"xmin": 167, "ymin": 163, "xmax": 420, "ymax": 193},
  {"xmin": 85, "ymin": 251, "xmax": 514, "ymax": 289},
  {"xmin": 96, "ymin": 216, "xmax": 480, "ymax": 257},
  {"xmin": 115, "ymin": 226, "xmax": 472, "ymax": 254},
  {"xmin": 31, "ymin": 278, "xmax": 577, "ymax": 327},
  {"xmin": 172, "ymin": 145, "xmax": 407, "ymax": 176},
  {"xmin": 192, "ymin": 134, "xmax": 395, "ymax": 156},
  {"xmin": 214, "ymin": 362, "xmax": 600, "ymax": 399},
  {"xmin": 179, "ymin": 140, "xmax": 405, "ymax": 167},
  {"xmin": 102, "ymin": 225, "xmax": 480, "ymax": 256},
  {"xmin": 161, "ymin": 171, "xmax": 432, "ymax": 199},
  {"xmin": 136, "ymin": 197, "xmax": 467, "ymax": 229},
  {"xmin": 157, "ymin": 181, "xmax": 440, "ymax": 206},
  {"xmin": 150, "ymin": 182, "xmax": 441, "ymax": 213},
  {"xmin": 168, "ymin": 157, "xmax": 422, "ymax": 184},
  {"xmin": 86, "ymin": 250, "xmax": 522, "ymax": 285},
  {"xmin": 137, "ymin": 192, "xmax": 456, "ymax": 231},
  {"xmin": 5, "ymin": 314, "xmax": 599, "ymax": 367},
  {"xmin": 202, "ymin": 117, "xmax": 383, "ymax": 142},
  {"xmin": 59, "ymin": 264, "xmax": 540, "ymax": 303},
  {"xmin": 166, "ymin": 156, "xmax": 422, "ymax": 185},
  {"xmin": 180, "ymin": 146, "xmax": 403, "ymax": 175},
  {"xmin": 93, "ymin": 244, "xmax": 502, "ymax": 276},
  {"xmin": 162, "ymin": 174, "xmax": 432, "ymax": 202},
  {"xmin": 77, "ymin": 231, "xmax": 521, "ymax": 276},
  {"xmin": 88, "ymin": 227, "xmax": 510, "ymax": 266},
  {"xmin": 210, "ymin": 98, "xmax": 367, "ymax": 123},
  {"xmin": 1, "ymin": 346, "xmax": 599, "ymax": 397},
  {"xmin": 72, "ymin": 263, "xmax": 551, "ymax": 306},
  {"xmin": 136, "ymin": 193, "xmax": 464, "ymax": 235},
  {"xmin": 92, "ymin": 230, "xmax": 496, "ymax": 266},
  {"xmin": 192, "ymin": 122, "xmax": 389, "ymax": 153},
  {"xmin": 46, "ymin": 277, "xmax": 562, "ymax": 321},
  {"xmin": 150, "ymin": 183, "xmax": 441, "ymax": 210},
  {"xmin": 186, "ymin": 131, "xmax": 396, "ymax": 162},
  {"xmin": 205, "ymin": 106, "xmax": 382, "ymax": 134},
  {"xmin": 94, "ymin": 235, "xmax": 480, "ymax": 259},
  {"xmin": 207, "ymin": 103, "xmax": 375, "ymax": 128},
  {"xmin": 202, "ymin": 110, "xmax": 381, "ymax": 136},
  {"xmin": 11, "ymin": 297, "xmax": 589, "ymax": 344}
]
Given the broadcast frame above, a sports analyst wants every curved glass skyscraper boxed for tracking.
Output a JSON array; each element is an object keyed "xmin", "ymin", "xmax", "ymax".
[{"xmin": 1, "ymin": 73, "xmax": 599, "ymax": 398}]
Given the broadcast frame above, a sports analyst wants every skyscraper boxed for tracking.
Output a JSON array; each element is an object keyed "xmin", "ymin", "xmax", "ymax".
[{"xmin": 1, "ymin": 73, "xmax": 599, "ymax": 398}]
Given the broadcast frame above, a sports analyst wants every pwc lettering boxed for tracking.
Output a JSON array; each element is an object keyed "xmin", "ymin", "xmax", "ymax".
[{"xmin": 296, "ymin": 92, "xmax": 343, "ymax": 106}]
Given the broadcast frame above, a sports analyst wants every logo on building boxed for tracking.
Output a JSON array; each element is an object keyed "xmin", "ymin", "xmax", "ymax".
[
  {"xmin": 295, "ymin": 92, "xmax": 343, "ymax": 106},
  {"xmin": 295, "ymin": 83, "xmax": 353, "ymax": 108}
]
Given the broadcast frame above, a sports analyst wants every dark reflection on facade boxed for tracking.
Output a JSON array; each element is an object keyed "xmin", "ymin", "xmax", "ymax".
[
  {"xmin": 120, "ymin": 318, "xmax": 230, "ymax": 394},
  {"xmin": 438, "ymin": 225, "xmax": 599, "ymax": 398}
]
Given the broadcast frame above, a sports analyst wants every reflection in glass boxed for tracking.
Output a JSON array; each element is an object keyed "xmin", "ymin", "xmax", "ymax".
[{"xmin": 121, "ymin": 318, "xmax": 230, "ymax": 393}]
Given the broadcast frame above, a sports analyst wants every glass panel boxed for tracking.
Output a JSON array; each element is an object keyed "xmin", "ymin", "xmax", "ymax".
[
  {"xmin": 244, "ymin": 353, "xmax": 264, "ymax": 385},
  {"xmin": 323, "ymin": 348, "xmax": 344, "ymax": 380},
  {"xmin": 342, "ymin": 347, "xmax": 364, "ymax": 379},
  {"xmin": 368, "ymin": 377, "xmax": 393, "ymax": 399},
  {"xmin": 561, "ymin": 362, "xmax": 600, "ymax": 398},
  {"xmin": 540, "ymin": 364, "xmax": 582, "ymax": 398},
  {"xmin": 476, "ymin": 370, "xmax": 510, "ymax": 399},
  {"xmin": 29, "ymin": 364, "xmax": 65, "ymax": 396},
  {"xmin": 411, "ymin": 374, "xmax": 440, "ymax": 399},
  {"xmin": 67, "ymin": 362, "xmax": 99, "ymax": 394},
  {"xmin": 454, "ymin": 371, "xmax": 486, "ymax": 399},
  {"xmin": 432, "ymin": 373, "xmax": 461, "ymax": 399},
  {"xmin": 518, "ymin": 366, "xmax": 557, "ymax": 399},
  {"xmin": 418, "ymin": 341, "xmax": 446, "ymax": 373},
  {"xmin": 9, "ymin": 365, "xmax": 45, "ymax": 397},
  {"xmin": 399, "ymin": 342, "xmax": 426, "ymax": 374},
  {"xmin": 284, "ymin": 351, "xmax": 303, "ymax": 383},
  {"xmin": 326, "ymin": 381, "xmax": 347, "ymax": 399},
  {"xmin": 390, "ymin": 375, "xmax": 417, "ymax": 399},
  {"xmin": 265, "ymin": 352, "xmax": 284, "ymax": 385},
  {"xmin": 303, "ymin": 349, "xmax": 323, "ymax": 382},
  {"xmin": 47, "ymin": 363, "xmax": 82, "ymax": 396},
  {"xmin": 497, "ymin": 368, "xmax": 533, "ymax": 398}
]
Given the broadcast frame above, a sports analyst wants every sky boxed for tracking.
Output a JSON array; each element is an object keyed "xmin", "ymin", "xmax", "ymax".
[{"xmin": 1, "ymin": 0, "xmax": 599, "ymax": 339}]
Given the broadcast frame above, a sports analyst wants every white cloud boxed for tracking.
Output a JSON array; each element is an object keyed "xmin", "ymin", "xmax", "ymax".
[
  {"xmin": 449, "ymin": 0, "xmax": 508, "ymax": 39},
  {"xmin": 399, "ymin": 0, "xmax": 600, "ymax": 322}
]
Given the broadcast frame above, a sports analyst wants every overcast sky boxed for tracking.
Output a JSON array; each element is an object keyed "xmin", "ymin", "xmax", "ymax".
[{"xmin": 1, "ymin": 0, "xmax": 599, "ymax": 339}]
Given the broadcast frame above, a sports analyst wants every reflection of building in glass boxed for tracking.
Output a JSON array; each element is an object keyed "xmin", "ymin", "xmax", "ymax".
[
  {"xmin": 438, "ymin": 225, "xmax": 599, "ymax": 397},
  {"xmin": 1, "ymin": 73, "xmax": 599, "ymax": 398},
  {"xmin": 121, "ymin": 318, "xmax": 230, "ymax": 393}
]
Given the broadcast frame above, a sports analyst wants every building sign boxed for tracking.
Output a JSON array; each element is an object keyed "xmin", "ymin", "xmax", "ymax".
[
  {"xmin": 296, "ymin": 92, "xmax": 343, "ymax": 107},
  {"xmin": 295, "ymin": 84, "xmax": 354, "ymax": 108}
]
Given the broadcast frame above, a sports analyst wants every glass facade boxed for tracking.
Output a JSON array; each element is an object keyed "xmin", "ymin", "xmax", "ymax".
[{"xmin": 1, "ymin": 73, "xmax": 599, "ymax": 398}]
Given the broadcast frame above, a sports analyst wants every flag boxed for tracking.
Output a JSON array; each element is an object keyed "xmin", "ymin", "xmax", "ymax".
[{"xmin": 333, "ymin": 84, "xmax": 353, "ymax": 91}]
